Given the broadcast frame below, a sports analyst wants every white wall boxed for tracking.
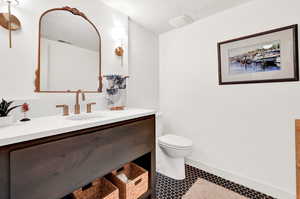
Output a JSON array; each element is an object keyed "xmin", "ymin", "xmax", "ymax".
[
  {"xmin": 0, "ymin": 0, "xmax": 130, "ymax": 117},
  {"xmin": 127, "ymin": 21, "xmax": 159, "ymax": 109},
  {"xmin": 159, "ymin": 0, "xmax": 300, "ymax": 198}
]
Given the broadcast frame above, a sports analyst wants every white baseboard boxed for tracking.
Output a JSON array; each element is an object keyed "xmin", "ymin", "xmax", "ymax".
[{"xmin": 185, "ymin": 158, "xmax": 295, "ymax": 199}]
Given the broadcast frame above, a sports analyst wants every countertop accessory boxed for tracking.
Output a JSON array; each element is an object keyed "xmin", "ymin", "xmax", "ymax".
[
  {"xmin": 0, "ymin": 99, "xmax": 20, "ymax": 127},
  {"xmin": 86, "ymin": 102, "xmax": 96, "ymax": 113},
  {"xmin": 103, "ymin": 75, "xmax": 129, "ymax": 111},
  {"xmin": 72, "ymin": 177, "xmax": 119, "ymax": 199},
  {"xmin": 20, "ymin": 103, "xmax": 30, "ymax": 122},
  {"xmin": 0, "ymin": 0, "xmax": 21, "ymax": 48},
  {"xmin": 56, "ymin": 104, "xmax": 69, "ymax": 116}
]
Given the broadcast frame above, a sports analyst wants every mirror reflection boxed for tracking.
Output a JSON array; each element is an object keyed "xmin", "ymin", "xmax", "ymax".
[{"xmin": 37, "ymin": 7, "xmax": 101, "ymax": 92}]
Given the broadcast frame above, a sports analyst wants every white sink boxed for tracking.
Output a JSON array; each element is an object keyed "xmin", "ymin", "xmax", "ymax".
[{"xmin": 66, "ymin": 113, "xmax": 104, "ymax": 121}]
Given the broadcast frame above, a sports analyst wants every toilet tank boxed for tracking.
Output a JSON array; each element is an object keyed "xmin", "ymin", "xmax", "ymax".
[{"xmin": 156, "ymin": 112, "xmax": 163, "ymax": 137}]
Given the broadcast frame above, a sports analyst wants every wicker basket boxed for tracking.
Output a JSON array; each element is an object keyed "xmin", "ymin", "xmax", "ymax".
[
  {"xmin": 73, "ymin": 177, "xmax": 119, "ymax": 199},
  {"xmin": 107, "ymin": 163, "xmax": 149, "ymax": 199}
]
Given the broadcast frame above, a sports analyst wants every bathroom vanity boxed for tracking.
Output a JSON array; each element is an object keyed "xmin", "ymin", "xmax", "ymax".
[{"xmin": 0, "ymin": 109, "xmax": 156, "ymax": 199}]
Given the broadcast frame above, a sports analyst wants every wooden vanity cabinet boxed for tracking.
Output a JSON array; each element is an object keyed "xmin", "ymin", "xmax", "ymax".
[{"xmin": 0, "ymin": 115, "xmax": 156, "ymax": 199}]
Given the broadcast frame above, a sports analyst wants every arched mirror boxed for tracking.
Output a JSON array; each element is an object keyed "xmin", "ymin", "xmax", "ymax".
[{"xmin": 35, "ymin": 6, "xmax": 102, "ymax": 93}]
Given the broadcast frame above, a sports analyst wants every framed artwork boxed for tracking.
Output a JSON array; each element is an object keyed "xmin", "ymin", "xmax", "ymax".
[{"xmin": 218, "ymin": 24, "xmax": 299, "ymax": 85}]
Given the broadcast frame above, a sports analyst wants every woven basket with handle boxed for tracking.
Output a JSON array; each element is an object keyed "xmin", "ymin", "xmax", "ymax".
[
  {"xmin": 107, "ymin": 163, "xmax": 148, "ymax": 199},
  {"xmin": 73, "ymin": 177, "xmax": 119, "ymax": 199}
]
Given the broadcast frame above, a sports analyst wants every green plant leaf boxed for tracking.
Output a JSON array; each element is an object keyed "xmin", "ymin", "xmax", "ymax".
[
  {"xmin": 0, "ymin": 99, "xmax": 21, "ymax": 117},
  {"xmin": 6, "ymin": 105, "xmax": 21, "ymax": 115},
  {"xmin": 0, "ymin": 110, "xmax": 7, "ymax": 117},
  {"xmin": 0, "ymin": 99, "xmax": 5, "ymax": 110},
  {"xmin": 6, "ymin": 101, "xmax": 13, "ymax": 110}
]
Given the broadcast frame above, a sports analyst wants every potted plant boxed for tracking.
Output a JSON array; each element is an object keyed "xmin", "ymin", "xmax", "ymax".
[{"xmin": 0, "ymin": 99, "xmax": 21, "ymax": 127}]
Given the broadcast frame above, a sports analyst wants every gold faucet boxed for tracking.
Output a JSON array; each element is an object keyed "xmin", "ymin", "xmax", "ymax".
[
  {"xmin": 56, "ymin": 104, "xmax": 69, "ymax": 116},
  {"xmin": 75, "ymin": 90, "xmax": 86, "ymax": 114},
  {"xmin": 87, "ymin": 102, "xmax": 96, "ymax": 113}
]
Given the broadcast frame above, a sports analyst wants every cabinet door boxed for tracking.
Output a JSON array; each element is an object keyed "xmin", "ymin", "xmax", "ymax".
[{"xmin": 10, "ymin": 117, "xmax": 155, "ymax": 199}]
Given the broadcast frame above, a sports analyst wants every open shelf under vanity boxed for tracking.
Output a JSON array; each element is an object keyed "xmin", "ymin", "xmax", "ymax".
[{"xmin": 62, "ymin": 152, "xmax": 154, "ymax": 199}]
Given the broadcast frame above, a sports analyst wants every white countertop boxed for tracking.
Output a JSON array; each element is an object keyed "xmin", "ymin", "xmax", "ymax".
[{"xmin": 0, "ymin": 109, "xmax": 156, "ymax": 147}]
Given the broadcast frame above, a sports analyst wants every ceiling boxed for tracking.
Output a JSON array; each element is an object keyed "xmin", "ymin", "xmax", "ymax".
[{"xmin": 100, "ymin": 0, "xmax": 253, "ymax": 34}]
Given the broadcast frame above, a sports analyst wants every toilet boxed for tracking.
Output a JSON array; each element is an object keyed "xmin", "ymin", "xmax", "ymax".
[{"xmin": 156, "ymin": 113, "xmax": 193, "ymax": 180}]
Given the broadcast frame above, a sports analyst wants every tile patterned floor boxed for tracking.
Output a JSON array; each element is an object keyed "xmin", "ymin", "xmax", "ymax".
[{"xmin": 156, "ymin": 165, "xmax": 275, "ymax": 199}]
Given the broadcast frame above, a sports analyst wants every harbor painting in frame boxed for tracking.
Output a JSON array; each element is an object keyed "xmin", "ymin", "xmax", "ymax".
[{"xmin": 218, "ymin": 25, "xmax": 299, "ymax": 85}]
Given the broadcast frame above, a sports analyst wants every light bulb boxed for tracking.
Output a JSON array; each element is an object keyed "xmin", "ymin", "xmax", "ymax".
[{"xmin": 1, "ymin": 0, "xmax": 19, "ymax": 6}]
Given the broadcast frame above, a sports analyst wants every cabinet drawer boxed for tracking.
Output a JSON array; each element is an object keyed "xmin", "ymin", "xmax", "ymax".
[{"xmin": 10, "ymin": 117, "xmax": 155, "ymax": 199}]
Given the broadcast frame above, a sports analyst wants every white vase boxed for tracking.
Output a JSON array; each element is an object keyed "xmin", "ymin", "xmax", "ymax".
[{"xmin": 0, "ymin": 115, "xmax": 14, "ymax": 127}]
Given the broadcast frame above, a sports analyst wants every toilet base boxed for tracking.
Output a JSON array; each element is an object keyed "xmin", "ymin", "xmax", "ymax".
[{"xmin": 156, "ymin": 146, "xmax": 186, "ymax": 180}]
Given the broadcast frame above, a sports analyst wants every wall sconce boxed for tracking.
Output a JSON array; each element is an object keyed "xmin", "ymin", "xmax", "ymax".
[
  {"xmin": 115, "ymin": 46, "xmax": 124, "ymax": 56},
  {"xmin": 0, "ymin": 0, "xmax": 21, "ymax": 48},
  {"xmin": 112, "ymin": 27, "xmax": 126, "ymax": 66},
  {"xmin": 115, "ymin": 45, "xmax": 124, "ymax": 66}
]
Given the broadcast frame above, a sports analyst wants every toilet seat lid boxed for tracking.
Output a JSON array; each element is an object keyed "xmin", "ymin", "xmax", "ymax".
[{"xmin": 159, "ymin": 134, "xmax": 193, "ymax": 149}]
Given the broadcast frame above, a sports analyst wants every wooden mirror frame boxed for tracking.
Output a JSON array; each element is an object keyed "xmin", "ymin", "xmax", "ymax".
[{"xmin": 35, "ymin": 6, "xmax": 102, "ymax": 93}]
